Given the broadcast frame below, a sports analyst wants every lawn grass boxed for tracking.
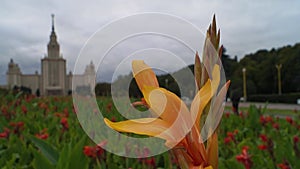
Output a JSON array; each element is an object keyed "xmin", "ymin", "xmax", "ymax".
[{"xmin": 225, "ymin": 106, "xmax": 298, "ymax": 117}]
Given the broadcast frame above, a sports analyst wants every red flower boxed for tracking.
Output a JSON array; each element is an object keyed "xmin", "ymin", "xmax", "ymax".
[
  {"xmin": 0, "ymin": 128, "xmax": 10, "ymax": 139},
  {"xmin": 234, "ymin": 129, "xmax": 239, "ymax": 135},
  {"xmin": 236, "ymin": 146, "xmax": 252, "ymax": 169},
  {"xmin": 227, "ymin": 132, "xmax": 234, "ymax": 138},
  {"xmin": 258, "ymin": 144, "xmax": 267, "ymax": 150},
  {"xmin": 259, "ymin": 116, "xmax": 265, "ymax": 124},
  {"xmin": 293, "ymin": 135, "xmax": 299, "ymax": 144},
  {"xmin": 35, "ymin": 128, "xmax": 49, "ymax": 140},
  {"xmin": 225, "ymin": 112, "xmax": 230, "ymax": 118},
  {"xmin": 146, "ymin": 157, "xmax": 155, "ymax": 166},
  {"xmin": 83, "ymin": 141, "xmax": 107, "ymax": 158},
  {"xmin": 285, "ymin": 117, "xmax": 293, "ymax": 125},
  {"xmin": 111, "ymin": 116, "xmax": 116, "ymax": 122},
  {"xmin": 21, "ymin": 105, "xmax": 27, "ymax": 114},
  {"xmin": 1, "ymin": 106, "xmax": 8, "ymax": 114},
  {"xmin": 61, "ymin": 118, "xmax": 67, "ymax": 125},
  {"xmin": 277, "ymin": 162, "xmax": 291, "ymax": 169},
  {"xmin": 10, "ymin": 121, "xmax": 24, "ymax": 128},
  {"xmin": 259, "ymin": 134, "xmax": 268, "ymax": 142},
  {"xmin": 106, "ymin": 102, "xmax": 112, "ymax": 113},
  {"xmin": 63, "ymin": 108, "xmax": 69, "ymax": 117},
  {"xmin": 54, "ymin": 112, "xmax": 65, "ymax": 117},
  {"xmin": 239, "ymin": 112, "xmax": 244, "ymax": 118},
  {"xmin": 0, "ymin": 132, "xmax": 8, "ymax": 138},
  {"xmin": 17, "ymin": 122, "xmax": 24, "ymax": 127},
  {"xmin": 39, "ymin": 102, "xmax": 48, "ymax": 109},
  {"xmin": 35, "ymin": 133, "xmax": 49, "ymax": 140},
  {"xmin": 265, "ymin": 116, "xmax": 273, "ymax": 123},
  {"xmin": 224, "ymin": 130, "xmax": 238, "ymax": 144},
  {"xmin": 260, "ymin": 115, "xmax": 273, "ymax": 125},
  {"xmin": 9, "ymin": 121, "xmax": 24, "ymax": 134},
  {"xmin": 83, "ymin": 146, "xmax": 96, "ymax": 158},
  {"xmin": 272, "ymin": 123, "xmax": 279, "ymax": 130},
  {"xmin": 96, "ymin": 140, "xmax": 107, "ymax": 156},
  {"xmin": 224, "ymin": 137, "xmax": 232, "ymax": 144},
  {"xmin": 60, "ymin": 117, "xmax": 69, "ymax": 131}
]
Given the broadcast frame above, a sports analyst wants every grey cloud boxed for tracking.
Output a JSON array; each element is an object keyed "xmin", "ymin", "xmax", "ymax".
[{"xmin": 1, "ymin": 0, "xmax": 300, "ymax": 85}]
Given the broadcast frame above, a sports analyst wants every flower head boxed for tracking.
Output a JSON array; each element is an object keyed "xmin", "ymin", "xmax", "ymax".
[
  {"xmin": 277, "ymin": 161, "xmax": 291, "ymax": 169},
  {"xmin": 258, "ymin": 144, "xmax": 267, "ymax": 150},
  {"xmin": 286, "ymin": 117, "xmax": 293, "ymax": 124},
  {"xmin": 0, "ymin": 128, "xmax": 10, "ymax": 139},
  {"xmin": 236, "ymin": 146, "xmax": 252, "ymax": 169},
  {"xmin": 293, "ymin": 135, "xmax": 299, "ymax": 144},
  {"xmin": 60, "ymin": 117, "xmax": 69, "ymax": 131},
  {"xmin": 35, "ymin": 128, "xmax": 49, "ymax": 140},
  {"xmin": 104, "ymin": 15, "xmax": 229, "ymax": 169}
]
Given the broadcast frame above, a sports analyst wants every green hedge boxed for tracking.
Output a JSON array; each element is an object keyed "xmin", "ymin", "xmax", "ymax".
[
  {"xmin": 0, "ymin": 87, "xmax": 8, "ymax": 96},
  {"xmin": 248, "ymin": 93, "xmax": 300, "ymax": 104}
]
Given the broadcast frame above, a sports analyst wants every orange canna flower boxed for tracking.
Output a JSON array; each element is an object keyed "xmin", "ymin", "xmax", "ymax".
[
  {"xmin": 104, "ymin": 15, "xmax": 229, "ymax": 169},
  {"xmin": 105, "ymin": 61, "xmax": 229, "ymax": 168}
]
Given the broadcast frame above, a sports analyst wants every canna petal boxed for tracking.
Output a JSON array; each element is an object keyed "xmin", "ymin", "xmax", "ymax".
[
  {"xmin": 190, "ymin": 64, "xmax": 221, "ymax": 131},
  {"xmin": 206, "ymin": 132, "xmax": 218, "ymax": 169},
  {"xmin": 173, "ymin": 148, "xmax": 194, "ymax": 169},
  {"xmin": 211, "ymin": 65, "xmax": 220, "ymax": 93},
  {"xmin": 194, "ymin": 52, "xmax": 202, "ymax": 91},
  {"xmin": 203, "ymin": 81, "xmax": 230, "ymax": 169},
  {"xmin": 143, "ymin": 87, "xmax": 191, "ymax": 125},
  {"xmin": 142, "ymin": 87, "xmax": 193, "ymax": 145},
  {"xmin": 186, "ymin": 64, "xmax": 221, "ymax": 164},
  {"xmin": 104, "ymin": 118, "xmax": 171, "ymax": 140},
  {"xmin": 190, "ymin": 79, "xmax": 213, "ymax": 131},
  {"xmin": 201, "ymin": 80, "xmax": 231, "ymax": 139},
  {"xmin": 132, "ymin": 60, "xmax": 159, "ymax": 92},
  {"xmin": 185, "ymin": 126, "xmax": 208, "ymax": 165}
]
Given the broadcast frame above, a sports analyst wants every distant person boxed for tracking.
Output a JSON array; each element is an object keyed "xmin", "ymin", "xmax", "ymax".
[{"xmin": 230, "ymin": 88, "xmax": 242, "ymax": 115}]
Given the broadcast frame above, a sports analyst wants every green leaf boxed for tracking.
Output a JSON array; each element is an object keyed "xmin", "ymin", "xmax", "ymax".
[
  {"xmin": 28, "ymin": 135, "xmax": 59, "ymax": 165},
  {"xmin": 56, "ymin": 143, "xmax": 70, "ymax": 169},
  {"xmin": 30, "ymin": 145, "xmax": 54, "ymax": 169},
  {"xmin": 4, "ymin": 153, "xmax": 18, "ymax": 169},
  {"xmin": 67, "ymin": 137, "xmax": 89, "ymax": 169}
]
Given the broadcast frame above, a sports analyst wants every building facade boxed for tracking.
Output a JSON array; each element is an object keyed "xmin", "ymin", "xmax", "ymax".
[{"xmin": 6, "ymin": 15, "xmax": 95, "ymax": 96}]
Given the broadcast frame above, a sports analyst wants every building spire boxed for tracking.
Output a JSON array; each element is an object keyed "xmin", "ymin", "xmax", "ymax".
[
  {"xmin": 48, "ymin": 13, "xmax": 60, "ymax": 58},
  {"xmin": 51, "ymin": 14, "xmax": 55, "ymax": 32}
]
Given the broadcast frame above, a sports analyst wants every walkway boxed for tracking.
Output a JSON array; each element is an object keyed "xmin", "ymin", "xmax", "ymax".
[{"xmin": 225, "ymin": 102, "xmax": 300, "ymax": 111}]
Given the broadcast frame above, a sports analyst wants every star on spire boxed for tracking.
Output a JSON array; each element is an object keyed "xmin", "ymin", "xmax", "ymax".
[{"xmin": 51, "ymin": 14, "xmax": 55, "ymax": 32}]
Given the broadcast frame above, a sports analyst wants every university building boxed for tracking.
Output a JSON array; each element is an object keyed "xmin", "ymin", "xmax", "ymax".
[{"xmin": 6, "ymin": 15, "xmax": 95, "ymax": 96}]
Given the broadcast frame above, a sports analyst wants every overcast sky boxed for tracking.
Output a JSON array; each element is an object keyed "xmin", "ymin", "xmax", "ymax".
[{"xmin": 1, "ymin": 0, "xmax": 300, "ymax": 84}]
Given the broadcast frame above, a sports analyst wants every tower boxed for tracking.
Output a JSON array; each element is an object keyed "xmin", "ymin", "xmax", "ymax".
[
  {"xmin": 47, "ymin": 14, "xmax": 60, "ymax": 58},
  {"xmin": 41, "ymin": 14, "xmax": 67, "ymax": 96},
  {"xmin": 84, "ymin": 61, "xmax": 96, "ymax": 92},
  {"xmin": 6, "ymin": 59, "xmax": 22, "ymax": 89}
]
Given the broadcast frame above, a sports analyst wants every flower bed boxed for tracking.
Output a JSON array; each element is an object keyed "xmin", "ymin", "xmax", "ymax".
[{"xmin": 0, "ymin": 94, "xmax": 299, "ymax": 168}]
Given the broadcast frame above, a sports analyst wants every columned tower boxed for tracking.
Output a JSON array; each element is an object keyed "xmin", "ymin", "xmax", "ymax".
[
  {"xmin": 41, "ymin": 14, "xmax": 67, "ymax": 96},
  {"xmin": 47, "ymin": 14, "xmax": 60, "ymax": 58},
  {"xmin": 6, "ymin": 59, "xmax": 22, "ymax": 89}
]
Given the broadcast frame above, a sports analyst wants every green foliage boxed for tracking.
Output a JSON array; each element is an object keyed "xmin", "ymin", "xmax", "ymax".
[
  {"xmin": 1, "ymin": 94, "xmax": 299, "ymax": 168},
  {"xmin": 248, "ymin": 93, "xmax": 300, "ymax": 103},
  {"xmin": 29, "ymin": 135, "xmax": 59, "ymax": 165},
  {"xmin": 232, "ymin": 43, "xmax": 300, "ymax": 95},
  {"xmin": 220, "ymin": 103, "xmax": 300, "ymax": 168},
  {"xmin": 31, "ymin": 145, "xmax": 55, "ymax": 169},
  {"xmin": 95, "ymin": 82, "xmax": 111, "ymax": 96}
]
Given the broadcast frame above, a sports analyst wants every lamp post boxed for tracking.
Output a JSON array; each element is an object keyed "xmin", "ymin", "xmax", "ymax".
[
  {"xmin": 275, "ymin": 64, "xmax": 282, "ymax": 95},
  {"xmin": 242, "ymin": 68, "xmax": 247, "ymax": 102}
]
